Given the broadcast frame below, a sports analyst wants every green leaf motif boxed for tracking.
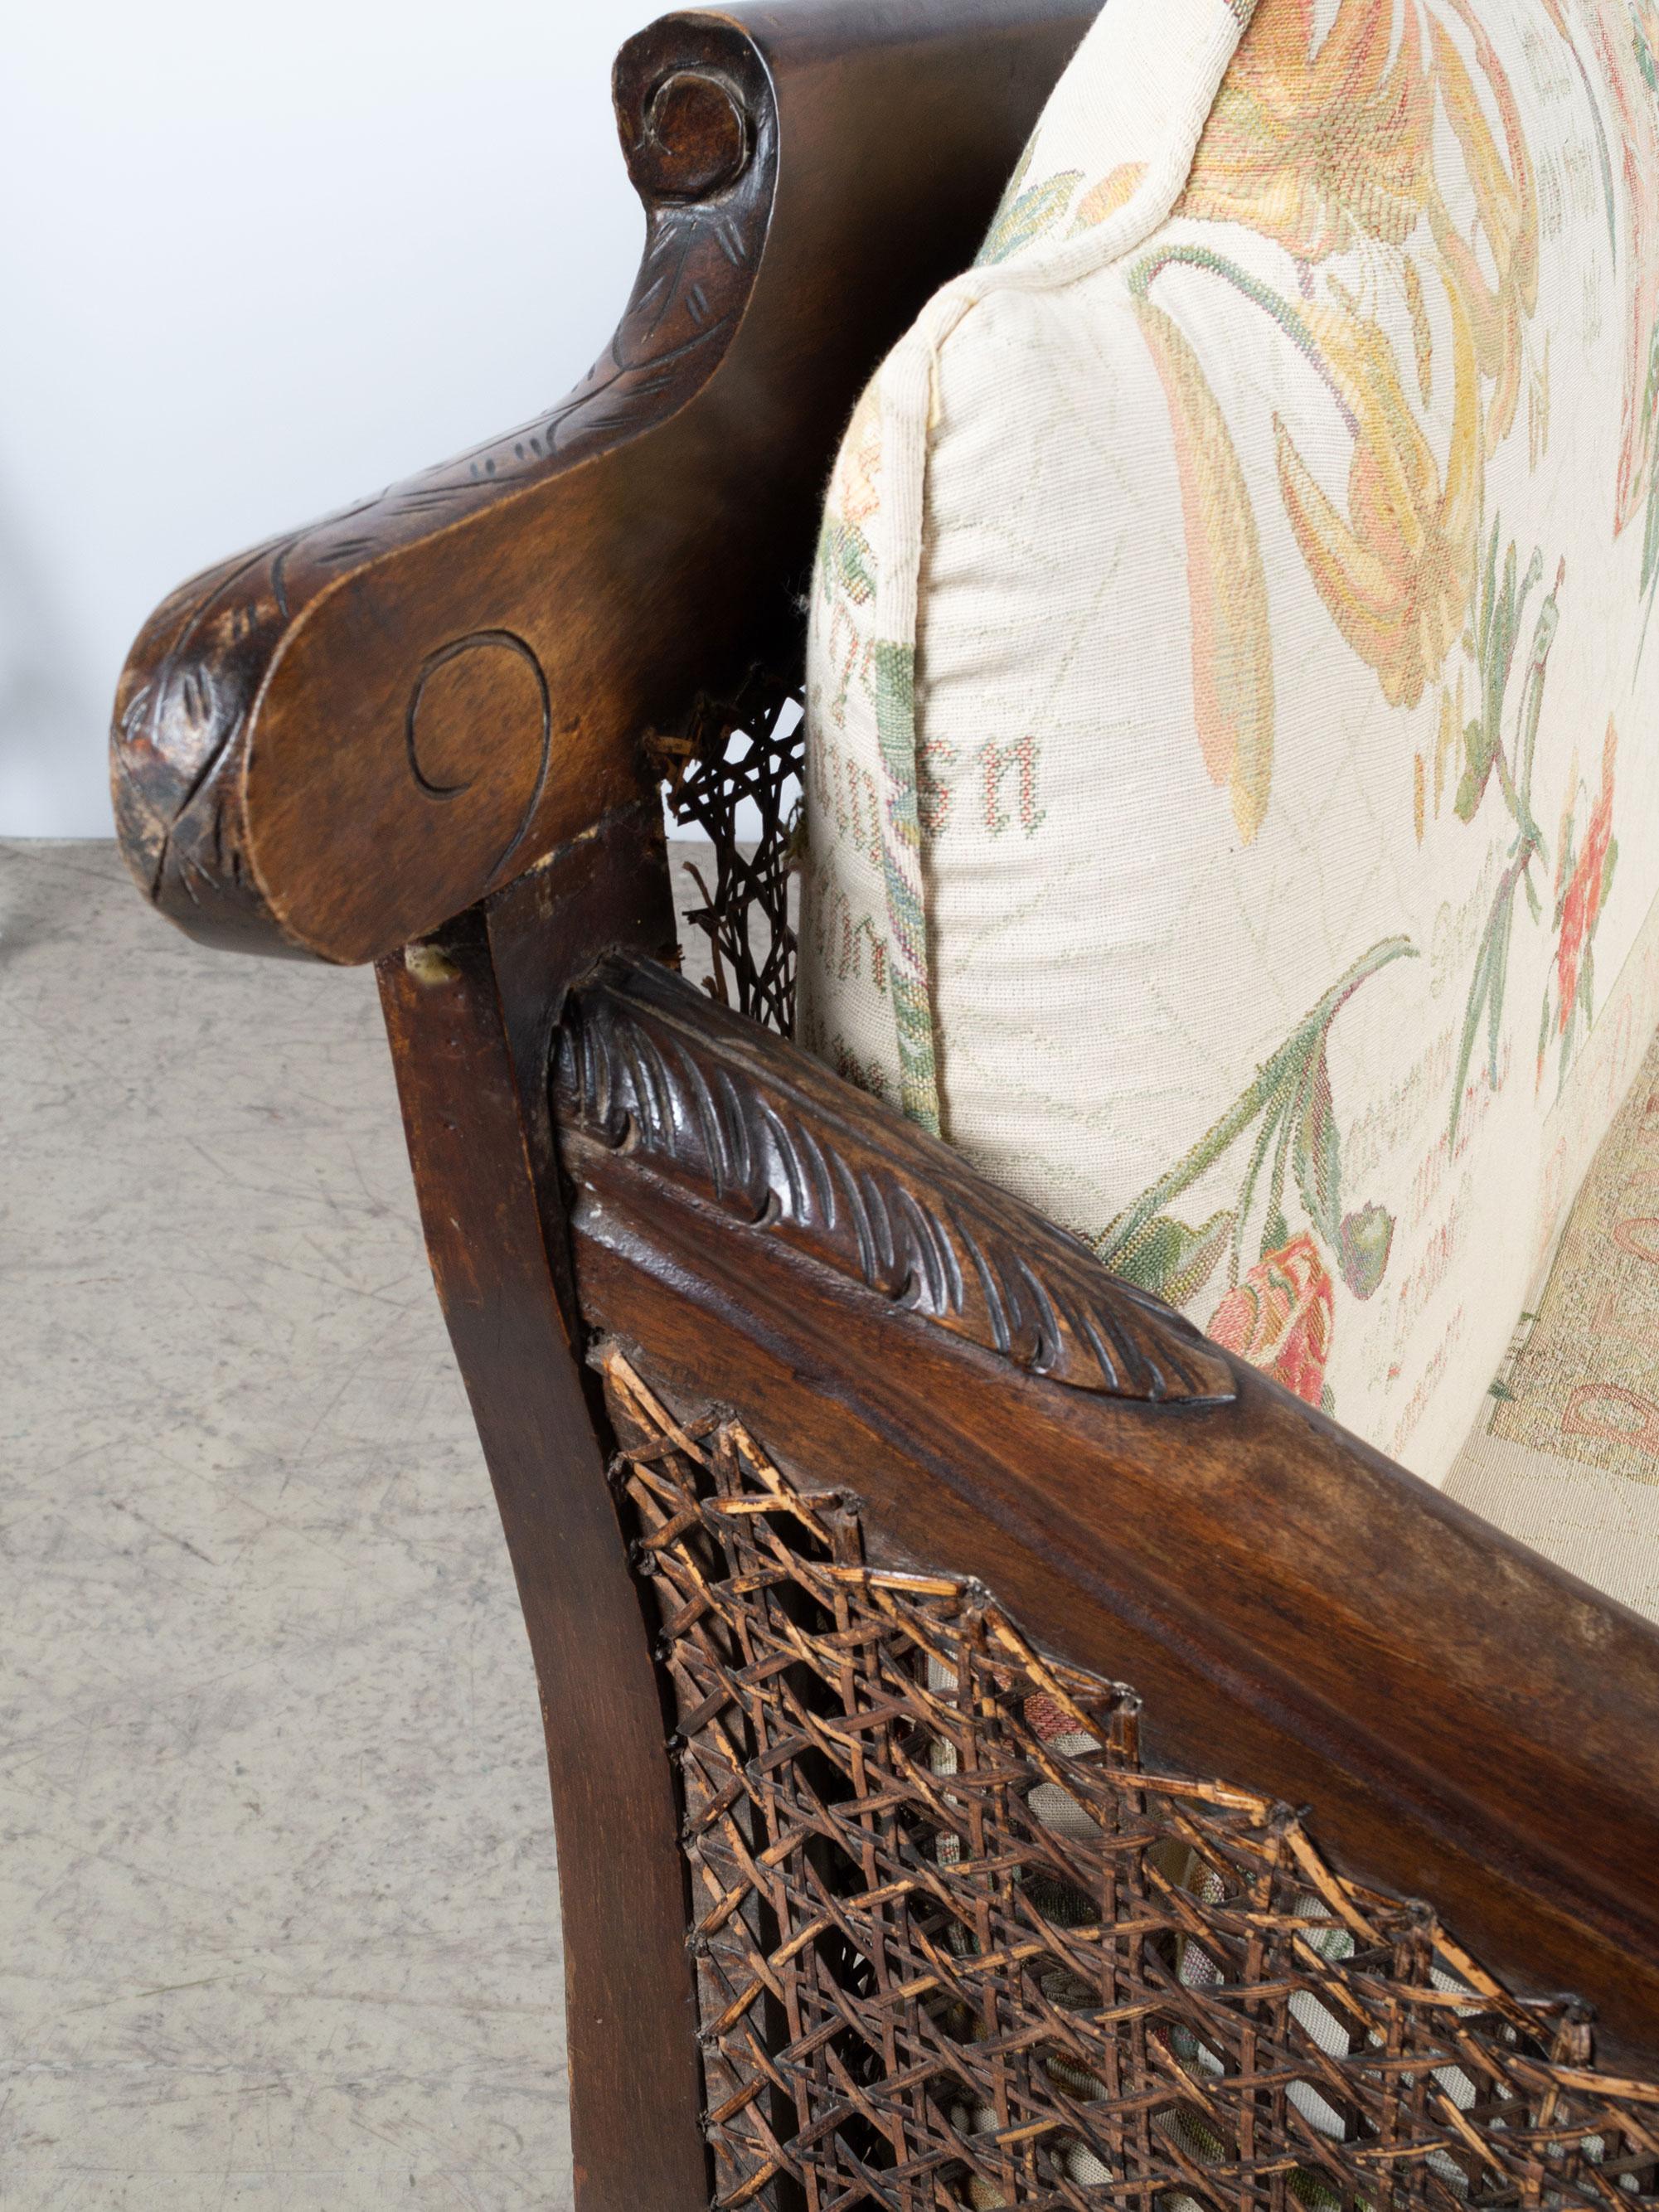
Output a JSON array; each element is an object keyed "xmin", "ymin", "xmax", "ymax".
[
  {"xmin": 1293, "ymin": 1049, "xmax": 1343, "ymax": 1247},
  {"xmin": 978, "ymin": 171, "xmax": 1084, "ymax": 265},
  {"xmin": 1447, "ymin": 545, "xmax": 1562, "ymax": 1141},
  {"xmin": 1456, "ymin": 525, "xmax": 1543, "ymax": 827},
  {"xmin": 1111, "ymin": 1210, "xmax": 1235, "ymax": 1307},
  {"xmin": 1097, "ymin": 937, "xmax": 1415, "ymax": 1320},
  {"xmin": 1453, "ymin": 739, "xmax": 1484, "ymax": 825},
  {"xmin": 1336, "ymin": 1203, "xmax": 1394, "ymax": 1301},
  {"xmin": 1640, "ymin": 15, "xmax": 1659, "ymax": 100},
  {"xmin": 817, "ymin": 518, "xmax": 876, "ymax": 609}
]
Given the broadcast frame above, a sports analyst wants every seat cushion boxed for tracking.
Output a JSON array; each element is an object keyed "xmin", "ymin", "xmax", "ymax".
[
  {"xmin": 1446, "ymin": 1014, "xmax": 1659, "ymax": 1618},
  {"xmin": 800, "ymin": 0, "xmax": 1659, "ymax": 1481}
]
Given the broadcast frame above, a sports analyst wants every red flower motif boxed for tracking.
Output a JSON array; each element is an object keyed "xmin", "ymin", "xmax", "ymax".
[
  {"xmin": 1208, "ymin": 1235, "xmax": 1335, "ymax": 1406},
  {"xmin": 1554, "ymin": 720, "xmax": 1618, "ymax": 1040}
]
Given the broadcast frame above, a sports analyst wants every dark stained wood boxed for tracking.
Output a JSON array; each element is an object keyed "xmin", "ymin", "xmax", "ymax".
[
  {"xmin": 604, "ymin": 1347, "xmax": 1647, "ymax": 2204},
  {"xmin": 109, "ymin": 0, "xmax": 1095, "ymax": 966},
  {"xmin": 111, "ymin": 0, "xmax": 1659, "ymax": 2172},
  {"xmin": 376, "ymin": 817, "xmax": 703, "ymax": 2212},
  {"xmin": 556, "ymin": 953, "xmax": 1659, "ymax": 2069},
  {"xmin": 109, "ymin": 8, "xmax": 1110, "ymax": 2192},
  {"xmin": 558, "ymin": 954, "xmax": 1235, "ymax": 1403},
  {"xmin": 484, "ymin": 798, "xmax": 677, "ymax": 1322}
]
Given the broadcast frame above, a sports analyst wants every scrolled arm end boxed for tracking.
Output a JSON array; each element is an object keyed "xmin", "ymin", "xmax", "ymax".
[{"xmin": 109, "ymin": 0, "xmax": 1093, "ymax": 966}]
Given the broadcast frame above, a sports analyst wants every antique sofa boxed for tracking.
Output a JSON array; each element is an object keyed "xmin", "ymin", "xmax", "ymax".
[{"xmin": 111, "ymin": 1, "xmax": 1659, "ymax": 2207}]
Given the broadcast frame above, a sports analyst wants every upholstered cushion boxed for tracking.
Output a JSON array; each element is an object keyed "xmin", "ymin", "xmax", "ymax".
[
  {"xmin": 799, "ymin": 0, "xmax": 1659, "ymax": 1481},
  {"xmin": 1447, "ymin": 1016, "xmax": 1659, "ymax": 1618}
]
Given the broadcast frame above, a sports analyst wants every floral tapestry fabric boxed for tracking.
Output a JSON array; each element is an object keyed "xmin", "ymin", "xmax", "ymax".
[
  {"xmin": 1445, "ymin": 984, "xmax": 1659, "ymax": 1618},
  {"xmin": 798, "ymin": 0, "xmax": 1659, "ymax": 1481}
]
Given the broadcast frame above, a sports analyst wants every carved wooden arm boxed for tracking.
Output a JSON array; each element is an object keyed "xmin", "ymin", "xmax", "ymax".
[
  {"xmin": 378, "ymin": 893, "xmax": 1659, "ymax": 2212},
  {"xmin": 556, "ymin": 953, "xmax": 1659, "ymax": 2064},
  {"xmin": 112, "ymin": 4, "xmax": 1659, "ymax": 2203},
  {"xmin": 109, "ymin": 0, "xmax": 1094, "ymax": 965}
]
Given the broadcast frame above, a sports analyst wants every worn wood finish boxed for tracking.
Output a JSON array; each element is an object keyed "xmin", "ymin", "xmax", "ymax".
[
  {"xmin": 608, "ymin": 1349, "xmax": 1658, "ymax": 2210},
  {"xmin": 376, "ymin": 819, "xmax": 705, "ymax": 2212},
  {"xmin": 110, "ymin": 0, "xmax": 1659, "ymax": 2177},
  {"xmin": 557, "ymin": 959, "xmax": 1236, "ymax": 1403},
  {"xmin": 484, "ymin": 798, "xmax": 677, "ymax": 1322},
  {"xmin": 109, "ymin": 0, "xmax": 1094, "ymax": 967},
  {"xmin": 555, "ymin": 954, "xmax": 1659, "ymax": 2067}
]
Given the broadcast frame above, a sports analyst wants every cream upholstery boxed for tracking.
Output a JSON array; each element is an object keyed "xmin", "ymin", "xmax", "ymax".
[
  {"xmin": 799, "ymin": 0, "xmax": 1659, "ymax": 1484},
  {"xmin": 1448, "ymin": 1016, "xmax": 1659, "ymax": 1621}
]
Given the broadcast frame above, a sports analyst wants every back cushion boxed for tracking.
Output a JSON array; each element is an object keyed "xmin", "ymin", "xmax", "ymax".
[{"xmin": 799, "ymin": 0, "xmax": 1659, "ymax": 1482}]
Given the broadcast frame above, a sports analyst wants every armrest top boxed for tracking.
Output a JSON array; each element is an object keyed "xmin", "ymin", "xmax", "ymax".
[{"xmin": 110, "ymin": 0, "xmax": 1095, "ymax": 964}]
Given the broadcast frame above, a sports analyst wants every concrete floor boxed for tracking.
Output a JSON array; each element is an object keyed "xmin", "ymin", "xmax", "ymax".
[{"xmin": 0, "ymin": 842, "xmax": 587, "ymax": 2209}]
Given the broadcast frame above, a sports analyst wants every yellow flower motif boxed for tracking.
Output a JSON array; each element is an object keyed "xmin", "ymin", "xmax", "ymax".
[
  {"xmin": 1070, "ymin": 162, "xmax": 1147, "ymax": 234},
  {"xmin": 1425, "ymin": 0, "xmax": 1538, "ymax": 457},
  {"xmin": 1133, "ymin": 293, "xmax": 1276, "ymax": 842},
  {"xmin": 1182, "ymin": 0, "xmax": 1433, "ymax": 261},
  {"xmin": 1276, "ymin": 278, "xmax": 1483, "ymax": 711},
  {"xmin": 832, "ymin": 383, "xmax": 883, "ymax": 529}
]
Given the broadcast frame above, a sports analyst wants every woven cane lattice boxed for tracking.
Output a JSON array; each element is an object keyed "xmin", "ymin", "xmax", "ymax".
[
  {"xmin": 652, "ymin": 667, "xmax": 804, "ymax": 1036},
  {"xmin": 602, "ymin": 1348, "xmax": 1659, "ymax": 2212}
]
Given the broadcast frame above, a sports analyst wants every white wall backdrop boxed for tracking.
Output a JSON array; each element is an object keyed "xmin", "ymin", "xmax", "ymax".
[{"xmin": 0, "ymin": 0, "xmax": 662, "ymax": 835}]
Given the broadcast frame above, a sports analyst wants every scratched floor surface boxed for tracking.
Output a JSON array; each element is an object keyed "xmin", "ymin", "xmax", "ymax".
[{"xmin": 0, "ymin": 838, "xmax": 675, "ymax": 2208}]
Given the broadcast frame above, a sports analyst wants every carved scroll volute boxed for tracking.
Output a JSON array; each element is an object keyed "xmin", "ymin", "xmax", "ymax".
[
  {"xmin": 109, "ymin": 16, "xmax": 782, "ymax": 964},
  {"xmin": 110, "ymin": 1, "xmax": 1096, "ymax": 963},
  {"xmin": 554, "ymin": 956, "xmax": 1237, "ymax": 1405}
]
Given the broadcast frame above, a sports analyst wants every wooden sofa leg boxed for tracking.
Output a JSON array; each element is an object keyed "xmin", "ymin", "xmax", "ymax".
[{"xmin": 375, "ymin": 809, "xmax": 706, "ymax": 2212}]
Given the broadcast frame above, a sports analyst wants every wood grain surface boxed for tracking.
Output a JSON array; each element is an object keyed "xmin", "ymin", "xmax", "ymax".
[{"xmin": 109, "ymin": 0, "xmax": 1094, "ymax": 965}]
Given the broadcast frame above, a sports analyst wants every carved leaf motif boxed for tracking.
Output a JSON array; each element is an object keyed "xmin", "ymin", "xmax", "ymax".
[{"xmin": 554, "ymin": 958, "xmax": 1237, "ymax": 1405}]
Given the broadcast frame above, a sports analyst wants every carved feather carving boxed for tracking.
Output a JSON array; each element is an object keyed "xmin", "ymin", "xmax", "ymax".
[{"xmin": 553, "ymin": 958, "xmax": 1236, "ymax": 1406}]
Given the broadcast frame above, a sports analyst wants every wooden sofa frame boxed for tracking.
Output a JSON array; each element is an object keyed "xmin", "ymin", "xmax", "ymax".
[{"xmin": 113, "ymin": 5, "xmax": 1659, "ymax": 2208}]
